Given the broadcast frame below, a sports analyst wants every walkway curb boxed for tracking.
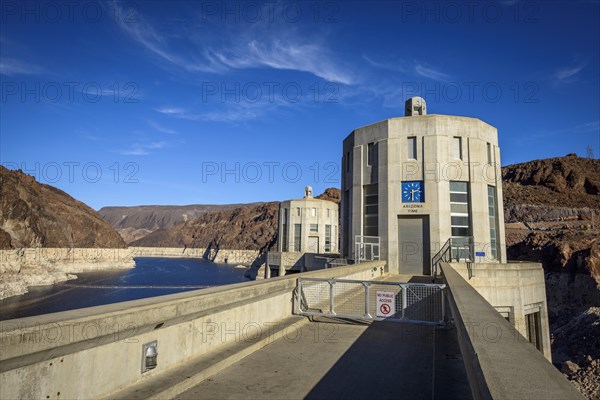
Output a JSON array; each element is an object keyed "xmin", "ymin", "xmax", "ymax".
[{"xmin": 106, "ymin": 316, "xmax": 309, "ymax": 400}]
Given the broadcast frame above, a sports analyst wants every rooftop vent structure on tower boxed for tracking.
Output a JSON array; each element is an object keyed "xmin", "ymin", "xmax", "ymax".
[
  {"xmin": 304, "ymin": 186, "xmax": 313, "ymax": 198},
  {"xmin": 405, "ymin": 96, "xmax": 427, "ymax": 116}
]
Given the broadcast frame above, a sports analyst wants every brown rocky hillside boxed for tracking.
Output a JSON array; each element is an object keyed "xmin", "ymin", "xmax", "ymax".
[
  {"xmin": 0, "ymin": 166, "xmax": 126, "ymax": 249},
  {"xmin": 99, "ymin": 203, "xmax": 256, "ymax": 242},
  {"xmin": 316, "ymin": 188, "xmax": 341, "ymax": 204},
  {"xmin": 503, "ymin": 154, "xmax": 600, "ymax": 222},
  {"xmin": 130, "ymin": 202, "xmax": 280, "ymax": 252}
]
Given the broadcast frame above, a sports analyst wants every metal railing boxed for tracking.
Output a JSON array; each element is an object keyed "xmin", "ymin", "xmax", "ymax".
[
  {"xmin": 295, "ymin": 277, "xmax": 446, "ymax": 326},
  {"xmin": 313, "ymin": 256, "xmax": 348, "ymax": 269},
  {"xmin": 431, "ymin": 236, "xmax": 475, "ymax": 277},
  {"xmin": 354, "ymin": 235, "xmax": 380, "ymax": 262}
]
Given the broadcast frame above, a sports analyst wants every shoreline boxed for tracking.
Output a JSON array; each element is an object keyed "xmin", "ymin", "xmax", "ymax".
[
  {"xmin": 0, "ymin": 247, "xmax": 261, "ymax": 300},
  {"xmin": 0, "ymin": 248, "xmax": 135, "ymax": 300}
]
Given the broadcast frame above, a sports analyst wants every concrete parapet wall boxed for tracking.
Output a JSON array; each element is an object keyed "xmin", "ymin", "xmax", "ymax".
[
  {"xmin": 448, "ymin": 261, "xmax": 552, "ymax": 360},
  {"xmin": 440, "ymin": 262, "xmax": 583, "ymax": 400},
  {"xmin": 0, "ymin": 261, "xmax": 385, "ymax": 399},
  {"xmin": 129, "ymin": 247, "xmax": 260, "ymax": 265}
]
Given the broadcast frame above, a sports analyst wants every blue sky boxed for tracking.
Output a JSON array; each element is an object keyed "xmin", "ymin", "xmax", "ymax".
[{"xmin": 1, "ymin": 0, "xmax": 599, "ymax": 209}]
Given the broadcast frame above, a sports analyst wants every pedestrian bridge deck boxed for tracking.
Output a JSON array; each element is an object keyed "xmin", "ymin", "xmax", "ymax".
[
  {"xmin": 177, "ymin": 319, "xmax": 470, "ymax": 400},
  {"xmin": 169, "ymin": 275, "xmax": 468, "ymax": 399},
  {"xmin": 112, "ymin": 275, "xmax": 469, "ymax": 400}
]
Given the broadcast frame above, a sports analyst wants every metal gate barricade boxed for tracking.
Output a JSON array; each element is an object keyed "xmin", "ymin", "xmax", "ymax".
[{"xmin": 294, "ymin": 278, "xmax": 446, "ymax": 326}]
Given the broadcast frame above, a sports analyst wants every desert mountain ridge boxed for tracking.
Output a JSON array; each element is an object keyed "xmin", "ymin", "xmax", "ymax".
[
  {"xmin": 503, "ymin": 154, "xmax": 600, "ymax": 222},
  {"xmin": 99, "ymin": 203, "xmax": 262, "ymax": 243}
]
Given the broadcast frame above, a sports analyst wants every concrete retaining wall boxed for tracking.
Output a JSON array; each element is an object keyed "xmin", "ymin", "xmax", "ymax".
[
  {"xmin": 0, "ymin": 261, "xmax": 385, "ymax": 399},
  {"xmin": 129, "ymin": 247, "xmax": 260, "ymax": 265},
  {"xmin": 448, "ymin": 261, "xmax": 552, "ymax": 360},
  {"xmin": 0, "ymin": 248, "xmax": 135, "ymax": 273},
  {"xmin": 0, "ymin": 248, "xmax": 135, "ymax": 300}
]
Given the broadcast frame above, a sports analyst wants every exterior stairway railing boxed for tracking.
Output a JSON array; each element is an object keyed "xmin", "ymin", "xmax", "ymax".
[{"xmin": 431, "ymin": 236, "xmax": 474, "ymax": 277}]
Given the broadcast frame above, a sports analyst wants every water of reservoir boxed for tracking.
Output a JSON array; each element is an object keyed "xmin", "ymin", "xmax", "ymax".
[{"xmin": 0, "ymin": 257, "xmax": 249, "ymax": 321}]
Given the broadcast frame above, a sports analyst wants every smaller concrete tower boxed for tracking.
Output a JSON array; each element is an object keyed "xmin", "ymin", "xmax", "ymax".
[{"xmin": 278, "ymin": 188, "xmax": 339, "ymax": 254}]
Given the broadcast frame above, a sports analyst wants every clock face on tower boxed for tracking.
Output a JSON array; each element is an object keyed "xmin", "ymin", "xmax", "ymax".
[{"xmin": 402, "ymin": 181, "xmax": 424, "ymax": 203}]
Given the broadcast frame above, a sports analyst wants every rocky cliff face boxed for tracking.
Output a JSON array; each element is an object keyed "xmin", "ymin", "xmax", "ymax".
[
  {"xmin": 131, "ymin": 202, "xmax": 281, "ymax": 252},
  {"xmin": 99, "ymin": 203, "xmax": 255, "ymax": 243},
  {"xmin": 0, "ymin": 166, "xmax": 126, "ymax": 249},
  {"xmin": 503, "ymin": 155, "xmax": 600, "ymax": 283},
  {"xmin": 503, "ymin": 154, "xmax": 600, "ymax": 195},
  {"xmin": 502, "ymin": 155, "xmax": 599, "ymax": 398},
  {"xmin": 503, "ymin": 154, "xmax": 600, "ymax": 222},
  {"xmin": 316, "ymin": 188, "xmax": 341, "ymax": 204},
  {"xmin": 0, "ymin": 166, "xmax": 133, "ymax": 299}
]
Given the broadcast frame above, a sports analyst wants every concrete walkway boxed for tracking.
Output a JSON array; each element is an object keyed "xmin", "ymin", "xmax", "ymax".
[{"xmin": 176, "ymin": 319, "xmax": 471, "ymax": 400}]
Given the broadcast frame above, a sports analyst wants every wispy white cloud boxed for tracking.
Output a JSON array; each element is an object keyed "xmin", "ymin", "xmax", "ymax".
[
  {"xmin": 84, "ymin": 134, "xmax": 100, "ymax": 141},
  {"xmin": 0, "ymin": 58, "xmax": 45, "ymax": 76},
  {"xmin": 154, "ymin": 87, "xmax": 304, "ymax": 123},
  {"xmin": 110, "ymin": 1, "xmax": 353, "ymax": 84},
  {"xmin": 148, "ymin": 120, "xmax": 177, "ymax": 134},
  {"xmin": 554, "ymin": 61, "xmax": 588, "ymax": 83},
  {"xmin": 362, "ymin": 55, "xmax": 406, "ymax": 73},
  {"xmin": 155, "ymin": 107, "xmax": 198, "ymax": 121},
  {"xmin": 119, "ymin": 141, "xmax": 168, "ymax": 156},
  {"xmin": 520, "ymin": 121, "xmax": 600, "ymax": 144},
  {"xmin": 212, "ymin": 40, "xmax": 355, "ymax": 85},
  {"xmin": 109, "ymin": 1, "xmax": 222, "ymax": 73},
  {"xmin": 363, "ymin": 54, "xmax": 451, "ymax": 81},
  {"xmin": 414, "ymin": 63, "xmax": 450, "ymax": 81},
  {"xmin": 155, "ymin": 106, "xmax": 259, "ymax": 123},
  {"xmin": 155, "ymin": 107, "xmax": 187, "ymax": 115}
]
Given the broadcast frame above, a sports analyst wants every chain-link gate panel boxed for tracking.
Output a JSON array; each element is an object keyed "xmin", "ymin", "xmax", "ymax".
[{"xmin": 295, "ymin": 278, "xmax": 445, "ymax": 326}]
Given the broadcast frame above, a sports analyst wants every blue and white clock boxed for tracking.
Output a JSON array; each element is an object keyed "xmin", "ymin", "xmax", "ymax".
[{"xmin": 402, "ymin": 181, "xmax": 424, "ymax": 203}]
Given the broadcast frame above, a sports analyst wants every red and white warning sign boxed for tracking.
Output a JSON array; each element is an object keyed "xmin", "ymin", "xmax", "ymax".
[{"xmin": 376, "ymin": 291, "xmax": 396, "ymax": 317}]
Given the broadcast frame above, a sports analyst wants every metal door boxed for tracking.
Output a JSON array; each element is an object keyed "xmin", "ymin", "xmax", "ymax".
[{"xmin": 398, "ymin": 216, "xmax": 430, "ymax": 275}]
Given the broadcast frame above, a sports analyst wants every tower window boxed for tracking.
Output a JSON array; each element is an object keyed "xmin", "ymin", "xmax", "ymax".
[
  {"xmin": 407, "ymin": 137, "xmax": 417, "ymax": 160},
  {"xmin": 346, "ymin": 151, "xmax": 351, "ymax": 172},
  {"xmin": 453, "ymin": 137, "xmax": 462, "ymax": 160},
  {"xmin": 488, "ymin": 185, "xmax": 499, "ymax": 259},
  {"xmin": 450, "ymin": 181, "xmax": 470, "ymax": 237},
  {"xmin": 293, "ymin": 224, "xmax": 301, "ymax": 252},
  {"xmin": 367, "ymin": 142, "xmax": 375, "ymax": 166},
  {"xmin": 363, "ymin": 184, "xmax": 378, "ymax": 236}
]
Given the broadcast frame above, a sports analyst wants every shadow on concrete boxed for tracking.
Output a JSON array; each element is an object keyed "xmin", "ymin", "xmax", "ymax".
[
  {"xmin": 305, "ymin": 321, "xmax": 472, "ymax": 400},
  {"xmin": 408, "ymin": 275, "xmax": 443, "ymax": 284},
  {"xmin": 309, "ymin": 316, "xmax": 370, "ymax": 326}
]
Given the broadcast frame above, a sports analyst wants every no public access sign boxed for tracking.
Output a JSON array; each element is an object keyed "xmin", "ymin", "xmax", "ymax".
[{"xmin": 376, "ymin": 291, "xmax": 396, "ymax": 318}]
